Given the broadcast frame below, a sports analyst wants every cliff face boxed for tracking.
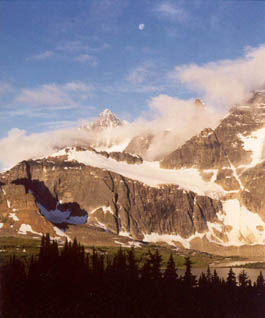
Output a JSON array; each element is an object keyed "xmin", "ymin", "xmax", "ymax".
[
  {"xmin": 0, "ymin": 156, "xmax": 221, "ymax": 244},
  {"xmin": 160, "ymin": 99, "xmax": 265, "ymax": 219}
]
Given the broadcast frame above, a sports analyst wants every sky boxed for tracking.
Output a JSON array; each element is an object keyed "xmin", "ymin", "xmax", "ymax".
[{"xmin": 1, "ymin": 0, "xmax": 265, "ymax": 167}]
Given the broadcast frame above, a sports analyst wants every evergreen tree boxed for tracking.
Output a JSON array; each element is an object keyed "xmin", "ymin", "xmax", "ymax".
[
  {"xmin": 256, "ymin": 271, "xmax": 265, "ymax": 289},
  {"xmin": 226, "ymin": 267, "xmax": 237, "ymax": 288},
  {"xmin": 198, "ymin": 271, "xmax": 208, "ymax": 288},
  {"xmin": 127, "ymin": 247, "xmax": 138, "ymax": 281},
  {"xmin": 206, "ymin": 265, "xmax": 212, "ymax": 283},
  {"xmin": 164, "ymin": 253, "xmax": 177, "ymax": 282},
  {"xmin": 150, "ymin": 249, "xmax": 162, "ymax": 281},
  {"xmin": 183, "ymin": 256, "xmax": 197, "ymax": 288},
  {"xmin": 212, "ymin": 269, "xmax": 221, "ymax": 287},
  {"xmin": 238, "ymin": 270, "xmax": 249, "ymax": 288}
]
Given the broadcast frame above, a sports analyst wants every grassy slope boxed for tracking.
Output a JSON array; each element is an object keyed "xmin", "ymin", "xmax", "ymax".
[{"xmin": 0, "ymin": 236, "xmax": 230, "ymax": 269}]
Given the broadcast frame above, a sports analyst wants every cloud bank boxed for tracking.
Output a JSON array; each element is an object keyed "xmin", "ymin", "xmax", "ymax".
[
  {"xmin": 1, "ymin": 45, "xmax": 265, "ymax": 169},
  {"xmin": 171, "ymin": 45, "xmax": 265, "ymax": 109}
]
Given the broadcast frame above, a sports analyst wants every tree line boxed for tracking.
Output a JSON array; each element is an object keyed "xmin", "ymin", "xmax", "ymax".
[{"xmin": 1, "ymin": 234, "xmax": 265, "ymax": 318}]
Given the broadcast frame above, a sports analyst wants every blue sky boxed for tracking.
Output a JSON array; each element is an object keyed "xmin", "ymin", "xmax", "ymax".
[{"xmin": 1, "ymin": 0, "xmax": 265, "ymax": 138}]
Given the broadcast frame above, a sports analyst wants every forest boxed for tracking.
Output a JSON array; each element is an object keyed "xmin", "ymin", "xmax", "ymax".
[{"xmin": 1, "ymin": 234, "xmax": 265, "ymax": 318}]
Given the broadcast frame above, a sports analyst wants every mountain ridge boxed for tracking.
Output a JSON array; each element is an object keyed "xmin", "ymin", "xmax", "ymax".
[{"xmin": 1, "ymin": 98, "xmax": 265, "ymax": 256}]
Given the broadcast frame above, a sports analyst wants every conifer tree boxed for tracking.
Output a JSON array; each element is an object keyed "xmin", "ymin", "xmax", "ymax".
[
  {"xmin": 198, "ymin": 272, "xmax": 208, "ymax": 288},
  {"xmin": 206, "ymin": 265, "xmax": 212, "ymax": 283},
  {"xmin": 148, "ymin": 249, "xmax": 162, "ymax": 281},
  {"xmin": 212, "ymin": 269, "xmax": 221, "ymax": 287},
  {"xmin": 127, "ymin": 247, "xmax": 138, "ymax": 281},
  {"xmin": 238, "ymin": 270, "xmax": 249, "ymax": 288},
  {"xmin": 164, "ymin": 254, "xmax": 177, "ymax": 282},
  {"xmin": 183, "ymin": 256, "xmax": 196, "ymax": 288},
  {"xmin": 226, "ymin": 268, "xmax": 237, "ymax": 288},
  {"xmin": 256, "ymin": 271, "xmax": 265, "ymax": 289}
]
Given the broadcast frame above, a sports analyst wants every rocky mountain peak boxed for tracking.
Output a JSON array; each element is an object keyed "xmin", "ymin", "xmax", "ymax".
[
  {"xmin": 80, "ymin": 109, "xmax": 123, "ymax": 132},
  {"xmin": 92, "ymin": 108, "xmax": 122, "ymax": 131},
  {"xmin": 194, "ymin": 98, "xmax": 206, "ymax": 109}
]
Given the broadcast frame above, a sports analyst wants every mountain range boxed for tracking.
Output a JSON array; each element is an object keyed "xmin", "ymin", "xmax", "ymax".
[{"xmin": 1, "ymin": 92, "xmax": 265, "ymax": 256}]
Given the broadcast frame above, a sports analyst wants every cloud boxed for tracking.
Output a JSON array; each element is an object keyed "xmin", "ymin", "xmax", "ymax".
[
  {"xmin": 3, "ymin": 45, "xmax": 265, "ymax": 169},
  {"xmin": 74, "ymin": 54, "xmax": 97, "ymax": 66},
  {"xmin": 125, "ymin": 62, "xmax": 166, "ymax": 92},
  {"xmin": 0, "ymin": 92, "xmax": 220, "ymax": 170},
  {"xmin": 170, "ymin": 45, "xmax": 265, "ymax": 109},
  {"xmin": 154, "ymin": 1, "xmax": 185, "ymax": 20},
  {"xmin": 0, "ymin": 127, "xmax": 94, "ymax": 170},
  {"xmin": 15, "ymin": 81, "xmax": 94, "ymax": 110},
  {"xmin": 16, "ymin": 84, "xmax": 73, "ymax": 108},
  {"xmin": 0, "ymin": 83, "xmax": 12, "ymax": 95},
  {"xmin": 127, "ymin": 65, "xmax": 150, "ymax": 85},
  {"xmin": 56, "ymin": 40, "xmax": 110, "ymax": 53},
  {"xmin": 27, "ymin": 51, "xmax": 54, "ymax": 61}
]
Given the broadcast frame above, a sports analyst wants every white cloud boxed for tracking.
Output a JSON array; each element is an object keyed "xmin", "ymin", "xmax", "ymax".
[
  {"xmin": 0, "ymin": 127, "xmax": 94, "ymax": 170},
  {"xmin": 64, "ymin": 81, "xmax": 94, "ymax": 92},
  {"xmin": 170, "ymin": 45, "xmax": 265, "ymax": 108},
  {"xmin": 28, "ymin": 51, "xmax": 54, "ymax": 61},
  {"xmin": 15, "ymin": 81, "xmax": 94, "ymax": 109},
  {"xmin": 0, "ymin": 83, "xmax": 12, "ymax": 95},
  {"xmin": 4, "ymin": 46, "xmax": 265, "ymax": 169},
  {"xmin": 16, "ymin": 84, "xmax": 74, "ymax": 108},
  {"xmin": 155, "ymin": 2, "xmax": 185, "ymax": 20},
  {"xmin": 127, "ymin": 65, "xmax": 150, "ymax": 85},
  {"xmin": 74, "ymin": 54, "xmax": 97, "ymax": 66},
  {"xmin": 56, "ymin": 41, "xmax": 110, "ymax": 53}
]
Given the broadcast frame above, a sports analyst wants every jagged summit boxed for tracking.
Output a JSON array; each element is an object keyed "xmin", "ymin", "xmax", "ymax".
[
  {"xmin": 81, "ymin": 108, "xmax": 123, "ymax": 131},
  {"xmin": 94, "ymin": 108, "xmax": 122, "ymax": 129}
]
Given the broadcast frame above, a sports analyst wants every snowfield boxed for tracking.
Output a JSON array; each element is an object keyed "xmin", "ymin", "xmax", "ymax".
[
  {"xmin": 37, "ymin": 202, "xmax": 88, "ymax": 225},
  {"xmin": 51, "ymin": 147, "xmax": 225, "ymax": 199}
]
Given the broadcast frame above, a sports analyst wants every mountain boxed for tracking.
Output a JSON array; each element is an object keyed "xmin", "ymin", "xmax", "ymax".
[
  {"xmin": 123, "ymin": 99, "xmax": 207, "ymax": 160},
  {"xmin": 1, "ymin": 96, "xmax": 265, "ymax": 256},
  {"xmin": 80, "ymin": 108, "xmax": 130, "ymax": 152},
  {"xmin": 81, "ymin": 108, "xmax": 123, "ymax": 131}
]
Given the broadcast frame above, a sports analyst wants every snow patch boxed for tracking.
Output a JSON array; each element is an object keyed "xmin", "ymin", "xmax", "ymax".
[
  {"xmin": 9, "ymin": 213, "xmax": 19, "ymax": 221},
  {"xmin": 238, "ymin": 127, "xmax": 265, "ymax": 167},
  {"xmin": 6, "ymin": 200, "xmax": 10, "ymax": 208},
  {"xmin": 37, "ymin": 202, "xmax": 87, "ymax": 225},
  {"xmin": 206, "ymin": 199, "xmax": 265, "ymax": 246},
  {"xmin": 119, "ymin": 231, "xmax": 131, "ymax": 238},
  {"xmin": 0, "ymin": 223, "xmax": 3, "ymax": 229},
  {"xmin": 18, "ymin": 224, "xmax": 42, "ymax": 236},
  {"xmin": 143, "ymin": 233, "xmax": 190, "ymax": 249},
  {"xmin": 53, "ymin": 226, "xmax": 71, "ymax": 241},
  {"xmin": 90, "ymin": 206, "xmax": 114, "ymax": 215}
]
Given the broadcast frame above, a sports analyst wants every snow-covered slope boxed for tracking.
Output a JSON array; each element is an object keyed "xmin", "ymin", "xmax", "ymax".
[{"xmin": 51, "ymin": 147, "xmax": 225, "ymax": 198}]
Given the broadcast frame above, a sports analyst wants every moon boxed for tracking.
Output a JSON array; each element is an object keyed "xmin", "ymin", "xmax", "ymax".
[{"xmin": 138, "ymin": 24, "xmax": 145, "ymax": 31}]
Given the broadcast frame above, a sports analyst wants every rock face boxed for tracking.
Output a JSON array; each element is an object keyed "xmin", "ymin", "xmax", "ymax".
[
  {"xmin": 0, "ymin": 181, "xmax": 56, "ymax": 238},
  {"xmin": 158, "ymin": 93, "xmax": 265, "ymax": 251},
  {"xmin": 124, "ymin": 134, "xmax": 154, "ymax": 159},
  {"xmin": 0, "ymin": 156, "xmax": 221, "ymax": 242},
  {"xmin": 160, "ymin": 96, "xmax": 265, "ymax": 207}
]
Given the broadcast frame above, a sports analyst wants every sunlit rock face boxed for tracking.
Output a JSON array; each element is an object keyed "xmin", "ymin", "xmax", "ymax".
[{"xmin": 0, "ymin": 152, "xmax": 222, "ymax": 244}]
